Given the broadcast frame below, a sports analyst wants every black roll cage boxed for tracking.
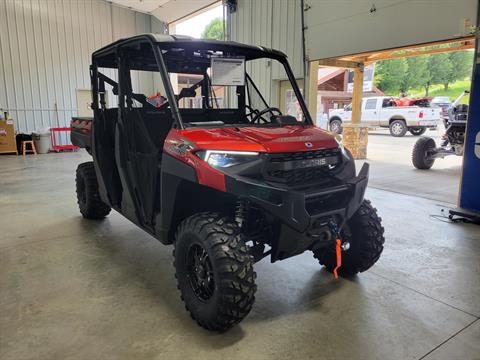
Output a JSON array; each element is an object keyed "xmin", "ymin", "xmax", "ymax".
[{"xmin": 90, "ymin": 34, "xmax": 313, "ymax": 129}]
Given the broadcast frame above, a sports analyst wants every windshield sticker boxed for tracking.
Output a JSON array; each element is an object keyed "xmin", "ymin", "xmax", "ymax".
[{"xmin": 211, "ymin": 57, "xmax": 245, "ymax": 86}]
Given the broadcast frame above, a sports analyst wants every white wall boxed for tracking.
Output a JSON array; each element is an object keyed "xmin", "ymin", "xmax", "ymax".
[
  {"xmin": 304, "ymin": 0, "xmax": 477, "ymax": 60},
  {"xmin": 0, "ymin": 0, "xmax": 166, "ymax": 133}
]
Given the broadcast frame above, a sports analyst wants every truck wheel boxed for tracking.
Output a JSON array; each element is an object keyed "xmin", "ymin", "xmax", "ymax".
[
  {"xmin": 329, "ymin": 119, "xmax": 343, "ymax": 134},
  {"xmin": 75, "ymin": 162, "xmax": 111, "ymax": 219},
  {"xmin": 409, "ymin": 127, "xmax": 426, "ymax": 136},
  {"xmin": 173, "ymin": 212, "xmax": 256, "ymax": 332},
  {"xmin": 389, "ymin": 120, "xmax": 407, "ymax": 137},
  {"xmin": 313, "ymin": 200, "xmax": 384, "ymax": 276},
  {"xmin": 412, "ymin": 137, "xmax": 436, "ymax": 169}
]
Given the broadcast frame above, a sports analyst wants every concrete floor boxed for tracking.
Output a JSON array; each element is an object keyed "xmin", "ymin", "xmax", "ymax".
[
  {"xmin": 359, "ymin": 128, "xmax": 463, "ymax": 205},
  {"xmin": 1, "ymin": 150, "xmax": 479, "ymax": 360}
]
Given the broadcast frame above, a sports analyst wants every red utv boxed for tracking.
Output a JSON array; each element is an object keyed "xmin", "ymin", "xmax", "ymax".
[{"xmin": 71, "ymin": 34, "xmax": 384, "ymax": 332}]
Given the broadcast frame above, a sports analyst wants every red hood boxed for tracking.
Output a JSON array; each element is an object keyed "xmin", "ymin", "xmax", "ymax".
[{"xmin": 178, "ymin": 125, "xmax": 338, "ymax": 153}]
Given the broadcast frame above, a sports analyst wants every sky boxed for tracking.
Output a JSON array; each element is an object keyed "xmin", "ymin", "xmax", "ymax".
[{"xmin": 173, "ymin": 5, "xmax": 223, "ymax": 38}]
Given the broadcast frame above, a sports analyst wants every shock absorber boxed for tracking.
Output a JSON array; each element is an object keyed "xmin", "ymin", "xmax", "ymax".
[{"xmin": 235, "ymin": 199, "xmax": 248, "ymax": 230}]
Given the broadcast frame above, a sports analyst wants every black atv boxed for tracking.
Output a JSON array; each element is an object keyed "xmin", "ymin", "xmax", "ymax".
[
  {"xmin": 72, "ymin": 34, "xmax": 385, "ymax": 332},
  {"xmin": 412, "ymin": 91, "xmax": 470, "ymax": 170}
]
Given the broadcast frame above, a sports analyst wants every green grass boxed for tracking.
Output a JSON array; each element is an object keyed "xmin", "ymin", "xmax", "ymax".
[
  {"xmin": 381, "ymin": 79, "xmax": 471, "ymax": 104},
  {"xmin": 409, "ymin": 79, "xmax": 471, "ymax": 104}
]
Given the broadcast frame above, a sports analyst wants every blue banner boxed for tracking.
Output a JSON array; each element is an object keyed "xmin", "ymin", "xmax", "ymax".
[{"xmin": 460, "ymin": 39, "xmax": 480, "ymax": 213}]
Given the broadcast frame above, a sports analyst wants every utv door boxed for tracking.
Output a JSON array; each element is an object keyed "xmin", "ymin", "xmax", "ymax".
[
  {"xmin": 115, "ymin": 42, "xmax": 169, "ymax": 230},
  {"xmin": 90, "ymin": 61, "xmax": 123, "ymax": 207}
]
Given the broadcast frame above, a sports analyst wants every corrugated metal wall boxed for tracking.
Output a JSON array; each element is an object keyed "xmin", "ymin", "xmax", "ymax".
[
  {"xmin": 229, "ymin": 0, "xmax": 304, "ymax": 104},
  {"xmin": 0, "ymin": 0, "xmax": 165, "ymax": 133}
]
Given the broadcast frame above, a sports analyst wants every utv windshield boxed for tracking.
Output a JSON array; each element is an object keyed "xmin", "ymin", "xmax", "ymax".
[
  {"xmin": 158, "ymin": 44, "xmax": 309, "ymax": 128},
  {"xmin": 113, "ymin": 41, "xmax": 310, "ymax": 129},
  {"xmin": 158, "ymin": 45, "xmax": 310, "ymax": 128}
]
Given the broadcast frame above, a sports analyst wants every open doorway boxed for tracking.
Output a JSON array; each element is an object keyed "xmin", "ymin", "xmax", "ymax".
[
  {"xmin": 167, "ymin": 3, "xmax": 224, "ymax": 108},
  {"xmin": 313, "ymin": 37, "xmax": 475, "ymax": 204}
]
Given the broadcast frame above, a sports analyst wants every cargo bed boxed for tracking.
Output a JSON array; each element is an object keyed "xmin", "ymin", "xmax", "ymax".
[{"xmin": 71, "ymin": 117, "xmax": 93, "ymax": 150}]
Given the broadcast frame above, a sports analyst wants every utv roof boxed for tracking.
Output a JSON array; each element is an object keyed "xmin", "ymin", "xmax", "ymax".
[{"xmin": 92, "ymin": 33, "xmax": 287, "ymax": 61}]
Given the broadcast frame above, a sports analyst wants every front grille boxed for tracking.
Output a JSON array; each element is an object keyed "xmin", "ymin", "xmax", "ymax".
[
  {"xmin": 264, "ymin": 148, "xmax": 341, "ymax": 186},
  {"xmin": 268, "ymin": 166, "xmax": 332, "ymax": 184},
  {"xmin": 269, "ymin": 148, "xmax": 341, "ymax": 163}
]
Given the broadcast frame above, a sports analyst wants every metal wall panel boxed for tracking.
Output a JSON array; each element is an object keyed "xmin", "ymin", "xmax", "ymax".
[
  {"xmin": 0, "ymin": 0, "xmax": 165, "ymax": 133},
  {"xmin": 229, "ymin": 0, "xmax": 304, "ymax": 104}
]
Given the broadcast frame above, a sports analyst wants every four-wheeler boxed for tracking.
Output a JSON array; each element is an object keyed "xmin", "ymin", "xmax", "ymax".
[
  {"xmin": 71, "ymin": 34, "xmax": 385, "ymax": 332},
  {"xmin": 328, "ymin": 96, "xmax": 440, "ymax": 137},
  {"xmin": 412, "ymin": 91, "xmax": 470, "ymax": 170}
]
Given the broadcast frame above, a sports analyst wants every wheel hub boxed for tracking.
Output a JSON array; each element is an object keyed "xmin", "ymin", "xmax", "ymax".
[
  {"xmin": 186, "ymin": 244, "xmax": 215, "ymax": 301},
  {"xmin": 392, "ymin": 123, "xmax": 403, "ymax": 134}
]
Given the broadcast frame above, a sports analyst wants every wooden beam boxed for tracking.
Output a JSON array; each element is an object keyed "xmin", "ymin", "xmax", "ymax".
[
  {"xmin": 335, "ymin": 35, "xmax": 475, "ymax": 63},
  {"xmin": 318, "ymin": 58, "xmax": 361, "ymax": 69},
  {"xmin": 365, "ymin": 43, "xmax": 475, "ymax": 62},
  {"xmin": 351, "ymin": 66, "xmax": 364, "ymax": 124},
  {"xmin": 307, "ymin": 60, "xmax": 319, "ymax": 122}
]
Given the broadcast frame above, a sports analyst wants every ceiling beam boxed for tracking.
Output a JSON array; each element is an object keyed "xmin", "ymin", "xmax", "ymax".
[
  {"xmin": 363, "ymin": 43, "xmax": 475, "ymax": 63},
  {"xmin": 317, "ymin": 58, "xmax": 362, "ymax": 69},
  {"xmin": 335, "ymin": 36, "xmax": 475, "ymax": 62}
]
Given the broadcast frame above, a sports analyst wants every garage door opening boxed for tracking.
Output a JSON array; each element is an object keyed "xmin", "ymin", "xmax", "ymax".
[
  {"xmin": 310, "ymin": 37, "xmax": 476, "ymax": 204},
  {"xmin": 166, "ymin": 3, "xmax": 224, "ymax": 108}
]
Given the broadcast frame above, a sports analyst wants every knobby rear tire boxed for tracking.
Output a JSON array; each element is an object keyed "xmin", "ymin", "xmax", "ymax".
[{"xmin": 75, "ymin": 162, "xmax": 111, "ymax": 219}]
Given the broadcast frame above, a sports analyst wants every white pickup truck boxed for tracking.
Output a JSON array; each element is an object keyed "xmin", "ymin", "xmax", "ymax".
[{"xmin": 328, "ymin": 96, "xmax": 440, "ymax": 137}]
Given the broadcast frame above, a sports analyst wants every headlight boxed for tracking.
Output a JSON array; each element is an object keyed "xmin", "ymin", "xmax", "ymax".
[
  {"xmin": 196, "ymin": 150, "xmax": 259, "ymax": 168},
  {"xmin": 334, "ymin": 137, "xmax": 350, "ymax": 159}
]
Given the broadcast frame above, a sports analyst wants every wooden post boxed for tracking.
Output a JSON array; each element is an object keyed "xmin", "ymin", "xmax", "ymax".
[
  {"xmin": 342, "ymin": 63, "xmax": 368, "ymax": 159},
  {"xmin": 351, "ymin": 65, "xmax": 364, "ymax": 123},
  {"xmin": 307, "ymin": 60, "xmax": 319, "ymax": 124}
]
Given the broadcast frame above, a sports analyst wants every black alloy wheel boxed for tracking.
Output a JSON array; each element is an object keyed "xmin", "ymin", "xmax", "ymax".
[{"xmin": 186, "ymin": 243, "xmax": 215, "ymax": 301}]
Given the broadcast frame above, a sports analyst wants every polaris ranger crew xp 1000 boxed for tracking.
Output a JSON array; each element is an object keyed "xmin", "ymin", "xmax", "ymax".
[{"xmin": 71, "ymin": 34, "xmax": 385, "ymax": 332}]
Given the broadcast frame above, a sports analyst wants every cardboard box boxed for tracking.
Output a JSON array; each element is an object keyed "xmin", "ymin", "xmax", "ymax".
[{"xmin": 0, "ymin": 120, "xmax": 18, "ymax": 154}]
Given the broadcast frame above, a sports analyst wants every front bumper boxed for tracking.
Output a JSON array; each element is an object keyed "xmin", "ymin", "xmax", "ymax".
[{"xmin": 225, "ymin": 163, "xmax": 369, "ymax": 261}]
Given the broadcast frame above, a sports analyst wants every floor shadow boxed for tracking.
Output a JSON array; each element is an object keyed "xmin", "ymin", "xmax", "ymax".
[
  {"xmin": 247, "ymin": 259, "xmax": 343, "ymax": 322},
  {"xmin": 76, "ymin": 219, "xmax": 248, "ymax": 346},
  {"xmin": 76, "ymin": 219, "xmax": 343, "ymax": 340}
]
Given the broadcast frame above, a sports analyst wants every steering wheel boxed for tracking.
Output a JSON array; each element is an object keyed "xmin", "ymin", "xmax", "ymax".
[
  {"xmin": 251, "ymin": 107, "xmax": 282, "ymax": 124},
  {"xmin": 245, "ymin": 104, "xmax": 259, "ymax": 119}
]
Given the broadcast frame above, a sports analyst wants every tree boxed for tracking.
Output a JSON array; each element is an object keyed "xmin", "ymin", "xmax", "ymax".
[
  {"xmin": 443, "ymin": 51, "xmax": 474, "ymax": 90},
  {"xmin": 401, "ymin": 55, "xmax": 429, "ymax": 93},
  {"xmin": 374, "ymin": 58, "xmax": 407, "ymax": 95},
  {"xmin": 424, "ymin": 53, "xmax": 452, "ymax": 95},
  {"xmin": 201, "ymin": 18, "xmax": 224, "ymax": 40},
  {"xmin": 374, "ymin": 50, "xmax": 473, "ymax": 96}
]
